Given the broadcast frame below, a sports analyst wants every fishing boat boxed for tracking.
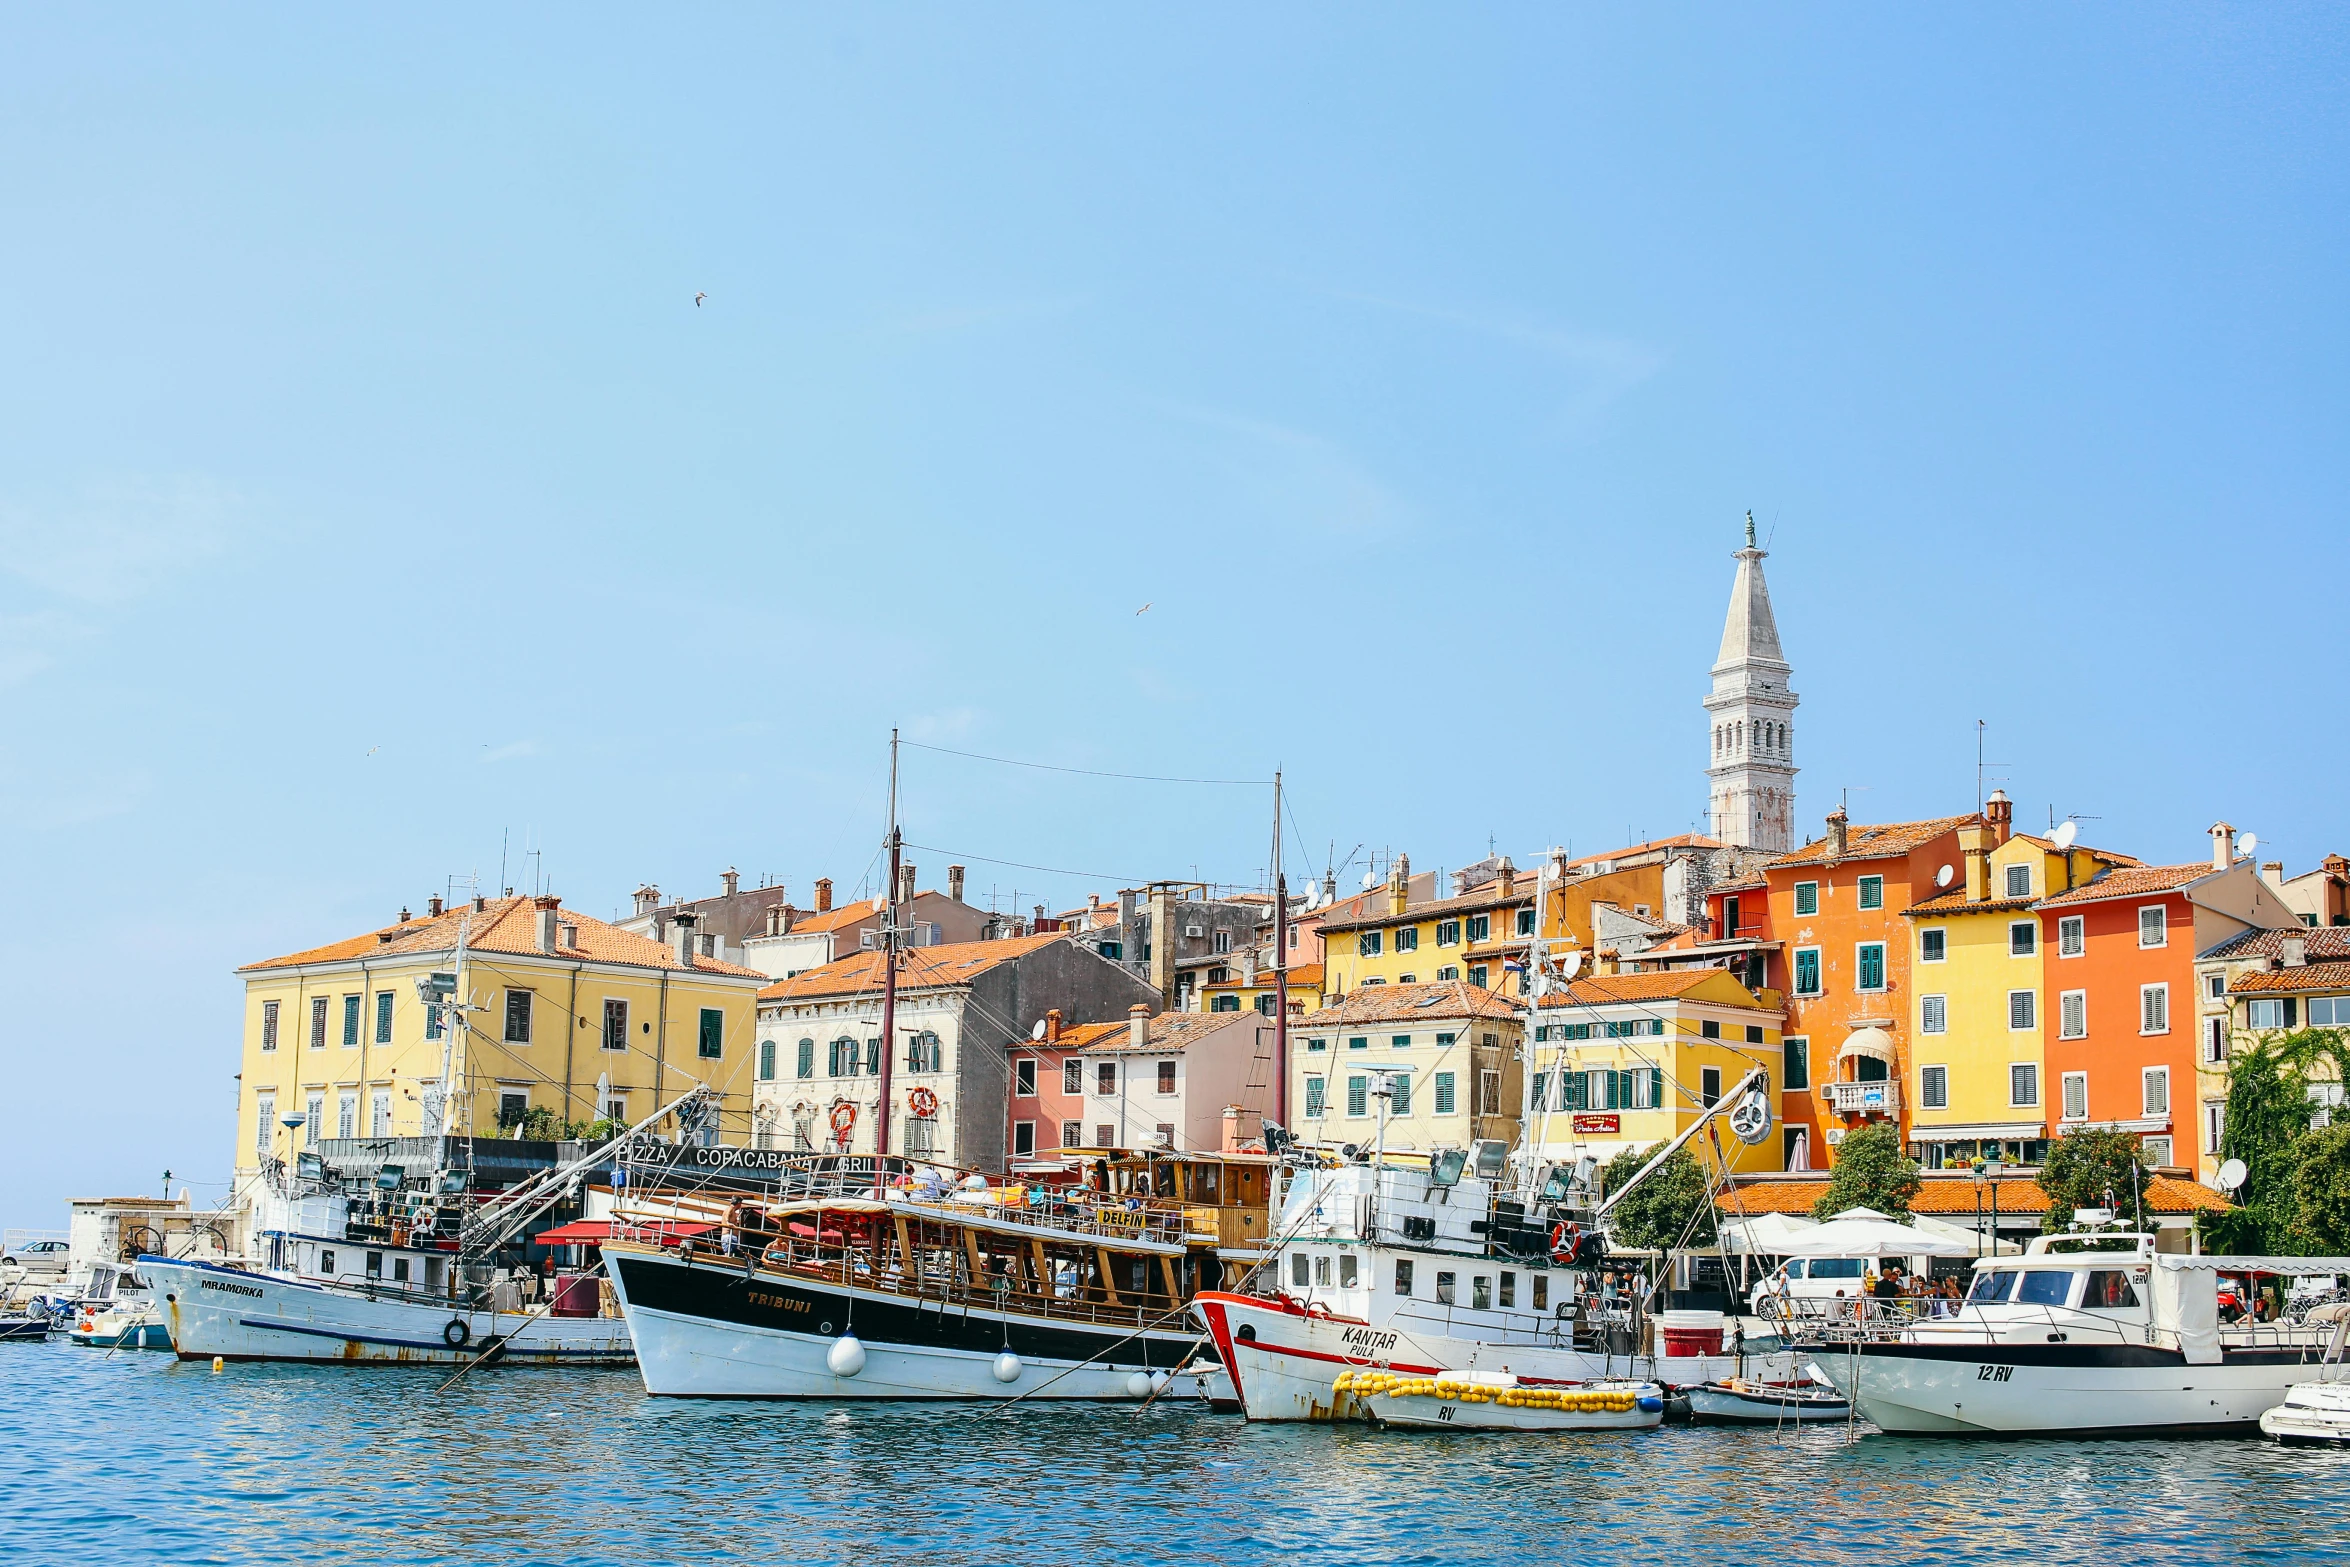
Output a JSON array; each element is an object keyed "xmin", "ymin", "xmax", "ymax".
[
  {"xmin": 1338, "ymin": 1367, "xmax": 1664, "ymax": 1430},
  {"xmin": 1685, "ymin": 1374, "xmax": 1850, "ymax": 1425},
  {"xmin": 606, "ymin": 1146, "xmax": 1264, "ymax": 1401},
  {"xmin": 1808, "ymin": 1230, "xmax": 2350, "ymax": 1437},
  {"xmin": 66, "ymin": 1262, "xmax": 172, "ymax": 1350}
]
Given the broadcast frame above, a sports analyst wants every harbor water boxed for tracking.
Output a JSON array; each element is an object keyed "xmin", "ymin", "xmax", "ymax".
[{"xmin": 6, "ymin": 1340, "xmax": 2347, "ymax": 1565}]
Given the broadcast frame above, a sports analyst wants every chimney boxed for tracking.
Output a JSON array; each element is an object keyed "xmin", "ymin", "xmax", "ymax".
[
  {"xmin": 2262, "ymin": 861, "xmax": 2286, "ymax": 895},
  {"xmin": 722, "ymin": 867, "xmax": 739, "ymax": 898},
  {"xmin": 1451, "ymin": 869, "xmax": 1471, "ymax": 898},
  {"xmin": 1034, "ymin": 904, "xmax": 1047, "ymax": 928},
  {"xmin": 815, "ymin": 878, "xmax": 834, "ymax": 913},
  {"xmin": 1322, "ymin": 870, "xmax": 1337, "ymax": 905},
  {"xmin": 1241, "ymin": 947, "xmax": 1259, "ymax": 984},
  {"xmin": 1957, "ymin": 821, "xmax": 1989, "ymax": 902},
  {"xmin": 2210, "ymin": 822, "xmax": 2235, "ymax": 872},
  {"xmin": 1046, "ymin": 1008, "xmax": 1063, "ymax": 1043},
  {"xmin": 1129, "ymin": 1004, "xmax": 1151, "ymax": 1051},
  {"xmin": 1984, "ymin": 789, "xmax": 2013, "ymax": 847},
  {"xmin": 1389, "ymin": 852, "xmax": 1411, "ymax": 917},
  {"xmin": 671, "ymin": 909, "xmax": 699, "ymax": 966},
  {"xmin": 1825, "ymin": 807, "xmax": 1849, "ymax": 861},
  {"xmin": 1088, "ymin": 893, "xmax": 1102, "ymax": 912},
  {"xmin": 398, "ymin": 906, "xmax": 412, "ymax": 923},
  {"xmin": 1222, "ymin": 1104, "xmax": 1263, "ymax": 1153},
  {"xmin": 534, "ymin": 895, "xmax": 562, "ymax": 954},
  {"xmin": 2283, "ymin": 932, "xmax": 2308, "ymax": 968},
  {"xmin": 948, "ymin": 864, "xmax": 967, "ymax": 903},
  {"xmin": 633, "ymin": 884, "xmax": 660, "ymax": 918},
  {"xmin": 427, "ymin": 895, "xmax": 444, "ymax": 918},
  {"xmin": 898, "ymin": 863, "xmax": 918, "ymax": 906},
  {"xmin": 472, "ymin": 894, "xmax": 487, "ymax": 914},
  {"xmin": 1497, "ymin": 856, "xmax": 1516, "ymax": 901}
]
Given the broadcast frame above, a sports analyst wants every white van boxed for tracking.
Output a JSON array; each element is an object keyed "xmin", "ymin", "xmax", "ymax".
[{"xmin": 1747, "ymin": 1255, "xmax": 1870, "ymax": 1317}]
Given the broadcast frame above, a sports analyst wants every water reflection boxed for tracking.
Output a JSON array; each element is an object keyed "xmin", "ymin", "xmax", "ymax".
[{"xmin": 6, "ymin": 1342, "xmax": 2347, "ymax": 1565}]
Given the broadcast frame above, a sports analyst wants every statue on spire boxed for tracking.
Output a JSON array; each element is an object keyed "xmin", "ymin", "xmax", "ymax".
[{"xmin": 1745, "ymin": 509, "xmax": 1757, "ymax": 549}]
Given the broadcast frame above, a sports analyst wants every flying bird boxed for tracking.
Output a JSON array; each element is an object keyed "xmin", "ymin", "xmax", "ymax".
[
  {"xmin": 695, "ymin": 292, "xmax": 707, "ymax": 307},
  {"xmin": 1135, "ymin": 602, "xmax": 1151, "ymax": 616},
  {"xmin": 365, "ymin": 746, "xmax": 379, "ymax": 756}
]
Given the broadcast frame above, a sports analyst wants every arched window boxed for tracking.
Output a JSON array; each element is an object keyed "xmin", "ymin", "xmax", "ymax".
[{"xmin": 797, "ymin": 1038, "xmax": 815, "ymax": 1078}]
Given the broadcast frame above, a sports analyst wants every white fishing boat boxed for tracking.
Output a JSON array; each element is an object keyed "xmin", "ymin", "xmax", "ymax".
[
  {"xmin": 1339, "ymin": 1367, "xmax": 1664, "ymax": 1430},
  {"xmin": 1808, "ymin": 1230, "xmax": 2350, "ymax": 1437}
]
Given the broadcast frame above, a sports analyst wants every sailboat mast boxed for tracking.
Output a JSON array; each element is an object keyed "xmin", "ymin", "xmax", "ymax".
[
  {"xmin": 876, "ymin": 729, "xmax": 901, "ymax": 1180},
  {"xmin": 1271, "ymin": 769, "xmax": 1289, "ymax": 1130}
]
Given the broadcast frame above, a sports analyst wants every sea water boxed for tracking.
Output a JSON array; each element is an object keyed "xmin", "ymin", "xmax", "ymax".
[{"xmin": 4, "ymin": 1339, "xmax": 2344, "ymax": 1565}]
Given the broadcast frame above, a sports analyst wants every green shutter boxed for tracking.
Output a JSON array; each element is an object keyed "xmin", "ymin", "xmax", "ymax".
[
  {"xmin": 699, "ymin": 1008, "xmax": 723, "ymax": 1059},
  {"xmin": 1649, "ymin": 1067, "xmax": 1664, "ymax": 1107}
]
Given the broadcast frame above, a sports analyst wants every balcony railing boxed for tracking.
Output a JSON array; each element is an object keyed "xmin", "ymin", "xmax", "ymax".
[{"xmin": 1823, "ymin": 1079, "xmax": 1901, "ymax": 1118}]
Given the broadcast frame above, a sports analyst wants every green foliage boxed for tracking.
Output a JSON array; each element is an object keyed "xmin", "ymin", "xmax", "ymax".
[
  {"xmin": 1810, "ymin": 1122, "xmax": 1919, "ymax": 1221},
  {"xmin": 2285, "ymin": 1123, "xmax": 2350, "ymax": 1255},
  {"xmin": 497, "ymin": 1104, "xmax": 598, "ymax": 1142},
  {"xmin": 1599, "ymin": 1142, "xmax": 1717, "ymax": 1251},
  {"xmin": 2211, "ymin": 1027, "xmax": 2350, "ymax": 1254},
  {"xmin": 2036, "ymin": 1127, "xmax": 2151, "ymax": 1234}
]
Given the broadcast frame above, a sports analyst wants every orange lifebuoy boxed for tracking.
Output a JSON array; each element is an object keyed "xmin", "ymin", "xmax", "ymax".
[
  {"xmin": 1550, "ymin": 1221, "xmax": 1580, "ymax": 1265},
  {"xmin": 909, "ymin": 1086, "xmax": 940, "ymax": 1117},
  {"xmin": 829, "ymin": 1101, "xmax": 858, "ymax": 1134}
]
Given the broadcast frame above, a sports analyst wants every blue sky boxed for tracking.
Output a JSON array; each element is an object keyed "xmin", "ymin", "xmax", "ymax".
[{"xmin": 3, "ymin": 7, "xmax": 2344, "ymax": 1225}]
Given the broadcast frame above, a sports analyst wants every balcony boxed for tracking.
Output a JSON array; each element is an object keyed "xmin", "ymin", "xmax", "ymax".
[{"xmin": 1823, "ymin": 1079, "xmax": 1901, "ymax": 1119}]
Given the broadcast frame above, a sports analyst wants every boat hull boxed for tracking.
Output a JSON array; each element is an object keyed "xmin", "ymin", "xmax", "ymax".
[
  {"xmin": 1684, "ymin": 1380, "xmax": 1850, "ymax": 1425},
  {"xmin": 1190, "ymin": 1291, "xmax": 1791, "ymax": 1423},
  {"xmin": 69, "ymin": 1314, "xmax": 172, "ymax": 1350},
  {"xmin": 2260, "ymin": 1382, "xmax": 2350, "ymax": 1445},
  {"xmin": 1822, "ymin": 1340, "xmax": 2314, "ymax": 1437},
  {"xmin": 607, "ymin": 1244, "xmax": 1230, "ymax": 1402},
  {"xmin": 1362, "ymin": 1385, "xmax": 1662, "ymax": 1431},
  {"xmin": 0, "ymin": 1317, "xmax": 50, "ymax": 1342},
  {"xmin": 139, "ymin": 1258, "xmax": 632, "ymax": 1366}
]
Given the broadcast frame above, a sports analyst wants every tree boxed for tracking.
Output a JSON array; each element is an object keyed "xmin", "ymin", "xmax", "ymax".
[
  {"xmin": 1599, "ymin": 1142, "xmax": 1717, "ymax": 1251},
  {"xmin": 2285, "ymin": 1123, "xmax": 2350, "ymax": 1255},
  {"xmin": 1810, "ymin": 1122, "xmax": 1919, "ymax": 1220},
  {"xmin": 2211, "ymin": 1027, "xmax": 2350, "ymax": 1253},
  {"xmin": 2036, "ymin": 1127, "xmax": 2151, "ymax": 1234}
]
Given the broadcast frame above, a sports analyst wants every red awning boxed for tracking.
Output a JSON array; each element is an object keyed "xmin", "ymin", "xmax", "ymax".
[{"xmin": 532, "ymin": 1219, "xmax": 716, "ymax": 1246}]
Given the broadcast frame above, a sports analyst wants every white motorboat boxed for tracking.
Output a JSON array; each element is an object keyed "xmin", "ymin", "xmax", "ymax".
[
  {"xmin": 2260, "ymin": 1316, "xmax": 2350, "ymax": 1444},
  {"xmin": 67, "ymin": 1264, "xmax": 172, "ymax": 1350},
  {"xmin": 1685, "ymin": 1374, "xmax": 1850, "ymax": 1424},
  {"xmin": 1809, "ymin": 1232, "xmax": 2350, "ymax": 1437}
]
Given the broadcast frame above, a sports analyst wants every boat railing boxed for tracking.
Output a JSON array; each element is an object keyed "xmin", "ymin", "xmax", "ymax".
[{"xmin": 733, "ymin": 1245, "xmax": 1185, "ymax": 1333}]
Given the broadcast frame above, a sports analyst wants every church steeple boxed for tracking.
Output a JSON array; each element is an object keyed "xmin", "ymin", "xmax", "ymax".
[{"xmin": 1704, "ymin": 514, "xmax": 1799, "ymax": 853}]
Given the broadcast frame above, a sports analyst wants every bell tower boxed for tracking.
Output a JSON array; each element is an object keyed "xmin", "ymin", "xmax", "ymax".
[{"xmin": 1704, "ymin": 513, "xmax": 1799, "ymax": 853}]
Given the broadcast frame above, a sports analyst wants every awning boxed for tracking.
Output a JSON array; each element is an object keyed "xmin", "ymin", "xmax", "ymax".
[
  {"xmin": 532, "ymin": 1219, "xmax": 715, "ymax": 1246},
  {"xmin": 1909, "ymin": 1121, "xmax": 2047, "ymax": 1142},
  {"xmin": 1836, "ymin": 1027, "xmax": 1896, "ymax": 1067}
]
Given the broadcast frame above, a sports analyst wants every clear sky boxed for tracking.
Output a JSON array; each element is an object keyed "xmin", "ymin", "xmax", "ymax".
[{"xmin": 3, "ymin": 7, "xmax": 2344, "ymax": 1226}]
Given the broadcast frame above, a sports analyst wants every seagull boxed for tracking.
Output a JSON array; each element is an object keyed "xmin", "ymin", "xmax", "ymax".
[
  {"xmin": 365, "ymin": 746, "xmax": 379, "ymax": 756},
  {"xmin": 1135, "ymin": 602, "xmax": 1151, "ymax": 616},
  {"xmin": 695, "ymin": 292, "xmax": 707, "ymax": 307}
]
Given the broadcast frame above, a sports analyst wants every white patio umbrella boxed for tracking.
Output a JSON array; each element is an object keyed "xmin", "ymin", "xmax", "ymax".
[
  {"xmin": 1903, "ymin": 1210, "xmax": 2018, "ymax": 1256},
  {"xmin": 1717, "ymin": 1211, "xmax": 1820, "ymax": 1254},
  {"xmin": 1780, "ymin": 1207, "xmax": 1974, "ymax": 1260}
]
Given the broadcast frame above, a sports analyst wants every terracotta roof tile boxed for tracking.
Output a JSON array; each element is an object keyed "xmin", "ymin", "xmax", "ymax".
[
  {"xmin": 1771, "ymin": 814, "xmax": 1977, "ymax": 868},
  {"xmin": 1535, "ymin": 971, "xmax": 1769, "ymax": 1009},
  {"xmin": 1200, "ymin": 963, "xmax": 1325, "ymax": 992},
  {"xmin": 2033, "ymin": 863, "xmax": 2213, "ymax": 910},
  {"xmin": 242, "ymin": 897, "xmax": 767, "ymax": 979},
  {"xmin": 785, "ymin": 899, "xmax": 888, "ymax": 935},
  {"xmin": 2230, "ymin": 961, "xmax": 2350, "ymax": 995},
  {"xmin": 1079, "ymin": 1012, "xmax": 1258, "ymax": 1054},
  {"xmin": 1902, "ymin": 890, "xmax": 2038, "ymax": 916},
  {"xmin": 1315, "ymin": 886, "xmax": 1533, "ymax": 935},
  {"xmin": 757, "ymin": 934, "xmax": 1069, "ymax": 1002},
  {"xmin": 1566, "ymin": 833, "xmax": 1725, "ymax": 867},
  {"xmin": 2206, "ymin": 926, "xmax": 2350, "ymax": 963},
  {"xmin": 1308, "ymin": 980, "xmax": 1519, "ymax": 1027}
]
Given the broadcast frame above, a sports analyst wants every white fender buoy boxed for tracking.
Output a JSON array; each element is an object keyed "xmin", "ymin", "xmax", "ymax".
[
  {"xmin": 1125, "ymin": 1370, "xmax": 1153, "ymax": 1398},
  {"xmin": 1149, "ymin": 1371, "xmax": 1171, "ymax": 1394},
  {"xmin": 992, "ymin": 1351, "xmax": 1022, "ymax": 1383},
  {"xmin": 827, "ymin": 1335, "xmax": 867, "ymax": 1377}
]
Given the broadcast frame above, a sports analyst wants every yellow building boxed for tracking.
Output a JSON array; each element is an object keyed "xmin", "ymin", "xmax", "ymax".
[
  {"xmin": 1289, "ymin": 981, "xmax": 1523, "ymax": 1152},
  {"xmin": 233, "ymin": 894, "xmax": 768, "ymax": 1178},
  {"xmin": 1198, "ymin": 962, "xmax": 1325, "ymax": 1017},
  {"xmin": 1521, "ymin": 969, "xmax": 1785, "ymax": 1175},
  {"xmin": 1319, "ymin": 857, "xmax": 1542, "ymax": 998},
  {"xmin": 1900, "ymin": 825, "xmax": 2136, "ymax": 1169}
]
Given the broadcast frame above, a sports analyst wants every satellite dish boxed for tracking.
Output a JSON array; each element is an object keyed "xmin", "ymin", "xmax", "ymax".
[
  {"xmin": 1935, "ymin": 864, "xmax": 1956, "ymax": 889},
  {"xmin": 1361, "ymin": 872, "xmax": 1380, "ymax": 891},
  {"xmin": 2215, "ymin": 1157, "xmax": 2248, "ymax": 1193},
  {"xmin": 2051, "ymin": 820, "xmax": 2079, "ymax": 850},
  {"xmin": 1559, "ymin": 950, "xmax": 1584, "ymax": 979},
  {"xmin": 1030, "ymin": 1019, "xmax": 1047, "ymax": 1041},
  {"xmin": 2238, "ymin": 832, "xmax": 2258, "ymax": 859}
]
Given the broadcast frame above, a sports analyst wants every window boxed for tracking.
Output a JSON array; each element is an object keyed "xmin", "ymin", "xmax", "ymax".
[
  {"xmin": 342, "ymin": 994, "xmax": 361, "ymax": 1048},
  {"xmin": 1008, "ymin": 1121, "xmax": 1032, "ymax": 1158},
  {"xmin": 306, "ymin": 1091, "xmax": 325, "ymax": 1148},
  {"xmin": 1014, "ymin": 1058, "xmax": 1037, "ymax": 1096},
  {"xmin": 1722, "ymin": 896, "xmax": 1741, "ymax": 936},
  {"xmin": 1391, "ymin": 1075, "xmax": 1412, "ymax": 1114},
  {"xmin": 908, "ymin": 1032, "xmax": 942, "ymax": 1073},
  {"xmin": 1097, "ymin": 940, "xmax": 1123, "ymax": 961},
  {"xmin": 1391, "ymin": 1034, "xmax": 1412, "ymax": 1051},
  {"xmin": 1304, "ymin": 1076, "xmax": 1326, "ymax": 1118},
  {"xmin": 2205, "ymin": 972, "xmax": 2226, "ymax": 1000},
  {"xmin": 375, "ymin": 991, "xmax": 394, "ymax": 1045},
  {"xmin": 2062, "ymin": 1071, "xmax": 2088, "ymax": 1121},
  {"xmin": 1347, "ymin": 1076, "xmax": 1368, "ymax": 1117},
  {"xmin": 2141, "ymin": 983, "xmax": 2170, "ymax": 1035},
  {"xmin": 2009, "ymin": 990, "xmax": 2036, "ymax": 1032},
  {"xmin": 2142, "ymin": 1066, "xmax": 2170, "ymax": 1117},
  {"xmin": 1213, "ymin": 929, "xmax": 1232, "ymax": 954},
  {"xmin": 1516, "ymin": 908, "xmax": 1536, "ymax": 936},
  {"xmin": 1434, "ymin": 1072, "xmax": 1456, "ymax": 1115},
  {"xmin": 1064, "ymin": 1060, "xmax": 1084, "ymax": 1094},
  {"xmin": 1700, "ymin": 1019, "xmax": 1722, "ymax": 1041},
  {"xmin": 1397, "ymin": 974, "xmax": 1415, "ymax": 985},
  {"xmin": 1794, "ymin": 948, "xmax": 1821, "ymax": 996},
  {"xmin": 337, "ymin": 1090, "xmax": 357, "ymax": 1140},
  {"xmin": 254, "ymin": 1091, "xmax": 275, "ymax": 1156},
  {"xmin": 1467, "ymin": 914, "xmax": 1491, "ymax": 944},
  {"xmin": 2205, "ymin": 1016, "xmax": 2227, "ymax": 1063},
  {"xmin": 2053, "ymin": 915, "xmax": 2084, "ymax": 959},
  {"xmin": 1921, "ymin": 995, "xmax": 1947, "ymax": 1034},
  {"xmin": 797, "ymin": 1038, "xmax": 815, "ymax": 1078},
  {"xmin": 1436, "ymin": 920, "xmax": 1461, "ymax": 947},
  {"xmin": 1783, "ymin": 1037, "xmax": 1810, "ymax": 1091},
  {"xmin": 1920, "ymin": 1066, "xmax": 1948, "ymax": 1110},
  {"xmin": 1292, "ymin": 1254, "xmax": 1310, "ymax": 1288},
  {"xmin": 495, "ymin": 1089, "xmax": 527, "ymax": 1131},
  {"xmin": 1435, "ymin": 1271, "xmax": 1456, "ymax": 1305},
  {"xmin": 2142, "ymin": 1135, "xmax": 2172, "ymax": 1167},
  {"xmin": 1394, "ymin": 926, "xmax": 1419, "ymax": 953},
  {"xmin": 2005, "ymin": 863, "xmax": 2033, "ymax": 898},
  {"xmin": 1095, "ymin": 1124, "xmax": 1114, "ymax": 1147},
  {"xmin": 2083, "ymin": 1270, "xmax": 2141, "ymax": 1310},
  {"xmin": 1348, "ymin": 1036, "xmax": 1368, "ymax": 1052},
  {"xmin": 371, "ymin": 1089, "xmax": 391, "ymax": 1136},
  {"xmin": 1478, "ymin": 1070, "xmax": 1501, "ymax": 1117},
  {"xmin": 1530, "ymin": 1071, "xmax": 1549, "ymax": 1112},
  {"xmin": 2248, "ymin": 998, "xmax": 2295, "ymax": 1030},
  {"xmin": 829, "ymin": 1037, "xmax": 858, "ymax": 1076},
  {"xmin": 603, "ymin": 999, "xmax": 628, "ymax": 1051},
  {"xmin": 2139, "ymin": 906, "xmax": 2168, "ymax": 948},
  {"xmin": 261, "ymin": 1000, "xmax": 279, "ymax": 1052},
  {"xmin": 2009, "ymin": 921, "xmax": 2036, "ymax": 958},
  {"xmin": 1858, "ymin": 876, "xmax": 1884, "ymax": 910},
  {"xmin": 2060, "ymin": 990, "xmax": 2086, "ymax": 1039},
  {"xmin": 1920, "ymin": 928, "xmax": 1946, "ymax": 963},
  {"xmin": 309, "ymin": 997, "xmax": 329, "ymax": 1051},
  {"xmin": 1357, "ymin": 931, "xmax": 1383, "ymax": 957},
  {"xmin": 1209, "ymin": 994, "xmax": 1241, "ymax": 1013},
  {"xmin": 1394, "ymin": 1259, "xmax": 1414, "ymax": 1297},
  {"xmin": 2010, "ymin": 1063, "xmax": 2039, "ymax": 1107},
  {"xmin": 1062, "ymin": 1119, "xmax": 1085, "ymax": 1148},
  {"xmin": 1794, "ymin": 881, "xmax": 1819, "ymax": 916},
  {"xmin": 1097, "ymin": 1062, "xmax": 1117, "ymax": 1094},
  {"xmin": 1468, "ymin": 965, "xmax": 1489, "ymax": 988},
  {"xmin": 698, "ymin": 1008, "xmax": 723, "ymax": 1060},
  {"xmin": 1340, "ymin": 1254, "xmax": 1359, "ymax": 1289},
  {"xmin": 1747, "ymin": 1024, "xmax": 1765, "ymax": 1044},
  {"xmin": 504, "ymin": 989, "xmax": 533, "ymax": 1044},
  {"xmin": 2204, "ymin": 1100, "xmax": 2225, "ymax": 1153},
  {"xmin": 759, "ymin": 1040, "xmax": 778, "ymax": 1081},
  {"xmin": 1472, "ymin": 1276, "xmax": 1493, "ymax": 1311},
  {"xmin": 1157, "ymin": 1062, "xmax": 1177, "ymax": 1095},
  {"xmin": 1856, "ymin": 942, "xmax": 1885, "ymax": 992},
  {"xmin": 1304, "ymin": 1036, "xmax": 1328, "ymax": 1054},
  {"xmin": 1700, "ymin": 1066, "xmax": 1722, "ymax": 1108},
  {"xmin": 1437, "ymin": 965, "xmax": 1459, "ymax": 981}
]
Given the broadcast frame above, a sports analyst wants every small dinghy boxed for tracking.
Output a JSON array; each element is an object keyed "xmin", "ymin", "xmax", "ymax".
[
  {"xmin": 1338, "ymin": 1369, "xmax": 1664, "ymax": 1431},
  {"xmin": 0, "ymin": 1315, "xmax": 50, "ymax": 1343},
  {"xmin": 1686, "ymin": 1375, "xmax": 1851, "ymax": 1425}
]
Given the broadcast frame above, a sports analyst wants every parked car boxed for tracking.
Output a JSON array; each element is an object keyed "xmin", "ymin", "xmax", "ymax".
[
  {"xmin": 1, "ymin": 1238, "xmax": 71, "ymax": 1281},
  {"xmin": 1747, "ymin": 1255, "xmax": 1870, "ymax": 1317}
]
